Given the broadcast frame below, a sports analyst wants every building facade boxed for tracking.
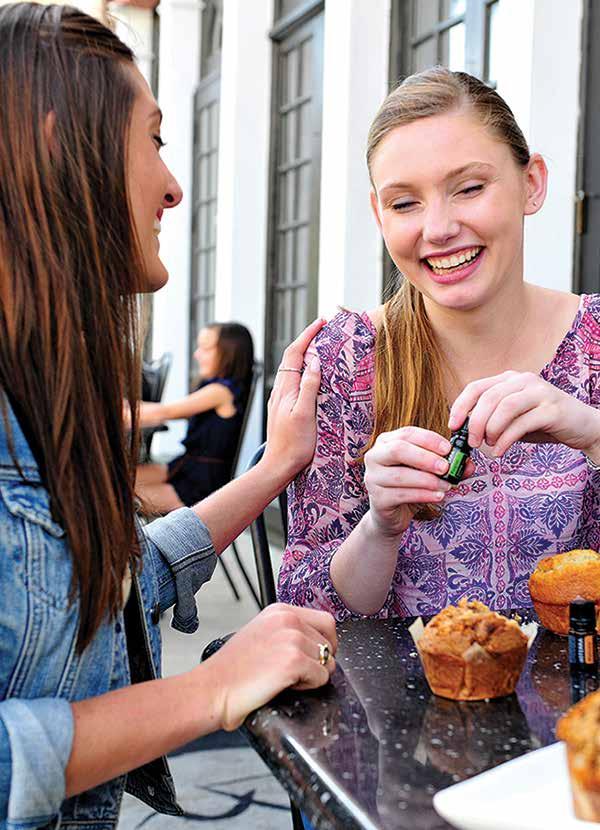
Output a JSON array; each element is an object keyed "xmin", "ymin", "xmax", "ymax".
[{"xmin": 113, "ymin": 0, "xmax": 588, "ymax": 466}]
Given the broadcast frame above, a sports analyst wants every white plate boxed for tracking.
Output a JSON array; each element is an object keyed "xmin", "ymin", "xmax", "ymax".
[{"xmin": 433, "ymin": 742, "xmax": 599, "ymax": 830}]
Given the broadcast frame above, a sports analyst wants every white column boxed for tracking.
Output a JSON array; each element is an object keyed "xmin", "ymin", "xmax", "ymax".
[
  {"xmin": 317, "ymin": 0, "xmax": 391, "ymax": 318},
  {"xmin": 494, "ymin": 0, "xmax": 582, "ymax": 293},
  {"xmin": 214, "ymin": 0, "xmax": 274, "ymax": 470},
  {"xmin": 525, "ymin": 0, "xmax": 582, "ymax": 292},
  {"xmin": 152, "ymin": 0, "xmax": 202, "ymax": 455}
]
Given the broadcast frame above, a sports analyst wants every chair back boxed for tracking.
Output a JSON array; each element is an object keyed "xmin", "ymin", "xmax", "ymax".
[
  {"xmin": 246, "ymin": 441, "xmax": 288, "ymax": 607},
  {"xmin": 231, "ymin": 361, "xmax": 263, "ymax": 477},
  {"xmin": 142, "ymin": 352, "xmax": 173, "ymax": 403},
  {"xmin": 140, "ymin": 352, "xmax": 172, "ymax": 462}
]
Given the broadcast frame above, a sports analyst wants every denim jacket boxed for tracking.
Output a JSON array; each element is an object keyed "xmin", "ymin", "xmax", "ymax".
[{"xmin": 0, "ymin": 398, "xmax": 218, "ymax": 829}]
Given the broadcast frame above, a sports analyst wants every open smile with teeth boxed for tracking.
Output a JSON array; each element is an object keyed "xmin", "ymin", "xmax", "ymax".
[
  {"xmin": 425, "ymin": 246, "xmax": 483, "ymax": 275},
  {"xmin": 153, "ymin": 217, "xmax": 161, "ymax": 236}
]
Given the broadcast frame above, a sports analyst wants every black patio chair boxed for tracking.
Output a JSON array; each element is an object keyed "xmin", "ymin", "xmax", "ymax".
[
  {"xmin": 140, "ymin": 352, "xmax": 172, "ymax": 462},
  {"xmin": 217, "ymin": 363, "xmax": 264, "ymax": 609},
  {"xmin": 244, "ymin": 441, "xmax": 287, "ymax": 607}
]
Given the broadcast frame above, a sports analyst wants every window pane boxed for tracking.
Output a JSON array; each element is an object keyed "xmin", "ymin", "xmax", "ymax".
[
  {"xmin": 440, "ymin": 21, "xmax": 465, "ymax": 71},
  {"xmin": 441, "ymin": 0, "xmax": 466, "ymax": 17},
  {"xmin": 413, "ymin": 0, "xmax": 439, "ymax": 36},
  {"xmin": 485, "ymin": 0, "xmax": 501, "ymax": 86},
  {"xmin": 268, "ymin": 14, "xmax": 323, "ymax": 381},
  {"xmin": 414, "ymin": 36, "xmax": 437, "ymax": 72}
]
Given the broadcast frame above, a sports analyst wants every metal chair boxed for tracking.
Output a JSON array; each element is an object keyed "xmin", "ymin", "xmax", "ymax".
[
  {"xmin": 217, "ymin": 363, "xmax": 264, "ymax": 609},
  {"xmin": 140, "ymin": 352, "xmax": 172, "ymax": 462},
  {"xmin": 244, "ymin": 442, "xmax": 288, "ymax": 607}
]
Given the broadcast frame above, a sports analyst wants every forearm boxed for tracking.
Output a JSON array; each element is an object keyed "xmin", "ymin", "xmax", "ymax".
[
  {"xmin": 66, "ymin": 664, "xmax": 220, "ymax": 798},
  {"xmin": 192, "ymin": 457, "xmax": 291, "ymax": 554},
  {"xmin": 329, "ymin": 511, "xmax": 402, "ymax": 615}
]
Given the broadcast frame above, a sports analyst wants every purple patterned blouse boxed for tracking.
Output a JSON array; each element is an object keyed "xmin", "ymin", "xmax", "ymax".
[{"xmin": 278, "ymin": 293, "xmax": 600, "ymax": 619}]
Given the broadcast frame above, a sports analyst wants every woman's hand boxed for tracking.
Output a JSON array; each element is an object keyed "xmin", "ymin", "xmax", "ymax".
[
  {"xmin": 448, "ymin": 370, "xmax": 600, "ymax": 460},
  {"xmin": 262, "ymin": 318, "xmax": 325, "ymax": 481},
  {"xmin": 204, "ymin": 603, "xmax": 337, "ymax": 731},
  {"xmin": 363, "ymin": 427, "xmax": 469, "ymax": 538}
]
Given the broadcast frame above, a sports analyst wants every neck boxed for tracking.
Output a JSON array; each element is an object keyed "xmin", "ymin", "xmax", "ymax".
[{"xmin": 423, "ymin": 279, "xmax": 534, "ymax": 389}]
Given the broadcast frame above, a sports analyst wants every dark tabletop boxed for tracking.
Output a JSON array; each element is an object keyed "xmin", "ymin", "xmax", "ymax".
[{"xmin": 237, "ymin": 610, "xmax": 596, "ymax": 830}]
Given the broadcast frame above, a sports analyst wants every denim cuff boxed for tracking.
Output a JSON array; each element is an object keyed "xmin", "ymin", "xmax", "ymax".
[
  {"xmin": 144, "ymin": 508, "xmax": 217, "ymax": 633},
  {"xmin": 1, "ymin": 697, "xmax": 73, "ymax": 828}
]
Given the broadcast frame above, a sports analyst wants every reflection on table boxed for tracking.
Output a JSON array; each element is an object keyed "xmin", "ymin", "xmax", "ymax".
[{"xmin": 240, "ymin": 612, "xmax": 581, "ymax": 830}]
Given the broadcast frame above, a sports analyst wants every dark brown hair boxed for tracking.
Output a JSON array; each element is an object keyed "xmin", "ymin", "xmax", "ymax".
[
  {"xmin": 0, "ymin": 3, "xmax": 146, "ymax": 650},
  {"xmin": 205, "ymin": 322, "xmax": 254, "ymax": 390},
  {"xmin": 364, "ymin": 67, "xmax": 530, "ymax": 451}
]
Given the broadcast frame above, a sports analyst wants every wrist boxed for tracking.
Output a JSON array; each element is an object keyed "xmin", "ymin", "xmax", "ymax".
[
  {"xmin": 362, "ymin": 509, "xmax": 407, "ymax": 545},
  {"xmin": 191, "ymin": 661, "xmax": 227, "ymax": 734},
  {"xmin": 257, "ymin": 448, "xmax": 298, "ymax": 491}
]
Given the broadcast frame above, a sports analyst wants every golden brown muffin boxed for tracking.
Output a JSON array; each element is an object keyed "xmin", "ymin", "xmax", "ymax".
[
  {"xmin": 529, "ymin": 550, "xmax": 600, "ymax": 635},
  {"xmin": 557, "ymin": 689, "xmax": 600, "ymax": 821},
  {"xmin": 417, "ymin": 599, "xmax": 528, "ymax": 701}
]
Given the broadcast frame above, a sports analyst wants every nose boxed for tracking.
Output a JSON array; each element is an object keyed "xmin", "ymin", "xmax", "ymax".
[
  {"xmin": 421, "ymin": 199, "xmax": 460, "ymax": 247},
  {"xmin": 162, "ymin": 173, "xmax": 183, "ymax": 209}
]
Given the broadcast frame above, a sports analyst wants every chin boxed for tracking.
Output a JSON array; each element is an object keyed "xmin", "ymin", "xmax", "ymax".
[{"xmin": 143, "ymin": 261, "xmax": 170, "ymax": 293}]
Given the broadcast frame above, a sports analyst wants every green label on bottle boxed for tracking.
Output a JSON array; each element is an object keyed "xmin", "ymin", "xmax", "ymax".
[{"xmin": 448, "ymin": 450, "xmax": 466, "ymax": 479}]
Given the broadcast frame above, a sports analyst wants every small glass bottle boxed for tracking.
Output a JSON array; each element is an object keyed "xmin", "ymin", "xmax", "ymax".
[
  {"xmin": 568, "ymin": 598, "xmax": 598, "ymax": 672},
  {"xmin": 440, "ymin": 417, "xmax": 471, "ymax": 485}
]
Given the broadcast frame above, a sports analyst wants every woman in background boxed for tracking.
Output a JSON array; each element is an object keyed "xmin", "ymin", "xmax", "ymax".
[{"xmin": 136, "ymin": 322, "xmax": 254, "ymax": 512}]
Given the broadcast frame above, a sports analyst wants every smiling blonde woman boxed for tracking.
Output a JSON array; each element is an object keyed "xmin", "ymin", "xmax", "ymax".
[{"xmin": 279, "ymin": 67, "xmax": 600, "ymax": 620}]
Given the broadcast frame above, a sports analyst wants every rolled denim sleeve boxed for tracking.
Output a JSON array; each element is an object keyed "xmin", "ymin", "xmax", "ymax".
[
  {"xmin": 1, "ymin": 697, "xmax": 73, "ymax": 828},
  {"xmin": 143, "ymin": 508, "xmax": 217, "ymax": 634}
]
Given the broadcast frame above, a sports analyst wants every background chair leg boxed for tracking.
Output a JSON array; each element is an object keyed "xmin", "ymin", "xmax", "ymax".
[
  {"xmin": 230, "ymin": 540, "xmax": 262, "ymax": 610},
  {"xmin": 217, "ymin": 557, "xmax": 241, "ymax": 601},
  {"xmin": 290, "ymin": 800, "xmax": 305, "ymax": 830}
]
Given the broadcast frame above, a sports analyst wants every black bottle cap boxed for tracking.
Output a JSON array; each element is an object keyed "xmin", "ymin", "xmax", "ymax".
[
  {"xmin": 450, "ymin": 416, "xmax": 471, "ymax": 450},
  {"xmin": 569, "ymin": 598, "xmax": 597, "ymax": 632}
]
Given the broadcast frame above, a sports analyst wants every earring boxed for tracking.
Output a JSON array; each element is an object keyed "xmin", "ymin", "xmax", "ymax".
[{"xmin": 532, "ymin": 200, "xmax": 538, "ymax": 206}]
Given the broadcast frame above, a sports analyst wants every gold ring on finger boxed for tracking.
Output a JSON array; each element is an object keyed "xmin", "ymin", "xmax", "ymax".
[
  {"xmin": 277, "ymin": 367, "xmax": 303, "ymax": 374},
  {"xmin": 318, "ymin": 642, "xmax": 330, "ymax": 666}
]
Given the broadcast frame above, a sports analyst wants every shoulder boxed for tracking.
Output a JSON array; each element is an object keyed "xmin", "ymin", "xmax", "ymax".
[
  {"xmin": 572, "ymin": 294, "xmax": 600, "ymax": 362},
  {"xmin": 198, "ymin": 378, "xmax": 235, "ymax": 399},
  {"xmin": 312, "ymin": 308, "xmax": 377, "ymax": 371}
]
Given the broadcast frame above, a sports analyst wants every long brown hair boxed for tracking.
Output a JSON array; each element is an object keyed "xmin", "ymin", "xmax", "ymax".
[
  {"xmin": 206, "ymin": 322, "xmax": 254, "ymax": 386},
  {"xmin": 0, "ymin": 3, "xmax": 146, "ymax": 650},
  {"xmin": 364, "ymin": 68, "xmax": 530, "ymax": 453}
]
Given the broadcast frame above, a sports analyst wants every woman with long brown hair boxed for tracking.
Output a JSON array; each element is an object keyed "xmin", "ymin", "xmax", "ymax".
[
  {"xmin": 0, "ymin": 4, "xmax": 336, "ymax": 827},
  {"xmin": 279, "ymin": 67, "xmax": 600, "ymax": 619}
]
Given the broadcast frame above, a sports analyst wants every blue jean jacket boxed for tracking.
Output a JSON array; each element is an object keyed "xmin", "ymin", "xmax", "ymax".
[{"xmin": 0, "ymin": 398, "xmax": 218, "ymax": 829}]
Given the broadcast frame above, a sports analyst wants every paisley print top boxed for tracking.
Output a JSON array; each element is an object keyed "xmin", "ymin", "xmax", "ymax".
[{"xmin": 277, "ymin": 293, "xmax": 600, "ymax": 619}]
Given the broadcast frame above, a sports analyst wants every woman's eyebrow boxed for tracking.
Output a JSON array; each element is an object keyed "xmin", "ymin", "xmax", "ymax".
[{"xmin": 378, "ymin": 162, "xmax": 496, "ymax": 196}]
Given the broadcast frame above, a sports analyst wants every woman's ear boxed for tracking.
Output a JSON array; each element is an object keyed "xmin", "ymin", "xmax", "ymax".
[
  {"xmin": 523, "ymin": 152, "xmax": 548, "ymax": 216},
  {"xmin": 370, "ymin": 189, "xmax": 383, "ymax": 231}
]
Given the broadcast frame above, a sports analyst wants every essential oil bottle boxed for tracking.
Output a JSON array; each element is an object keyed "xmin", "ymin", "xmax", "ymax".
[
  {"xmin": 440, "ymin": 417, "xmax": 471, "ymax": 485},
  {"xmin": 568, "ymin": 598, "xmax": 598, "ymax": 672}
]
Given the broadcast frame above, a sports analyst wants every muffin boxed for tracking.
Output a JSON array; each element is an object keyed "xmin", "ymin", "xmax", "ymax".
[
  {"xmin": 557, "ymin": 689, "xmax": 600, "ymax": 822},
  {"xmin": 417, "ymin": 599, "xmax": 529, "ymax": 701},
  {"xmin": 529, "ymin": 550, "xmax": 600, "ymax": 635}
]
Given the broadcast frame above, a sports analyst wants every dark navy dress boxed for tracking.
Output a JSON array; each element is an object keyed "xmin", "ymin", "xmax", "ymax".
[{"xmin": 167, "ymin": 377, "xmax": 246, "ymax": 507}]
